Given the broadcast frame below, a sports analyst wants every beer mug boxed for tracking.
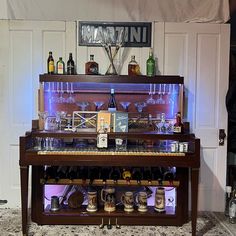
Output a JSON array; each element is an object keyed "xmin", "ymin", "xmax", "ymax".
[
  {"xmin": 86, "ymin": 190, "xmax": 97, "ymax": 212},
  {"xmin": 154, "ymin": 187, "xmax": 166, "ymax": 212},
  {"xmin": 135, "ymin": 191, "xmax": 148, "ymax": 212},
  {"xmin": 50, "ymin": 195, "xmax": 63, "ymax": 212},
  {"xmin": 101, "ymin": 186, "xmax": 116, "ymax": 212},
  {"xmin": 121, "ymin": 191, "xmax": 134, "ymax": 212}
]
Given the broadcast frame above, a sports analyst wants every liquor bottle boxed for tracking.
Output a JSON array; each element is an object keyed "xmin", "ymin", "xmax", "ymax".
[
  {"xmin": 97, "ymin": 117, "xmax": 108, "ymax": 149},
  {"xmin": 146, "ymin": 48, "xmax": 155, "ymax": 76},
  {"xmin": 173, "ymin": 112, "xmax": 184, "ymax": 134},
  {"xmin": 67, "ymin": 166, "xmax": 78, "ymax": 180},
  {"xmin": 229, "ymin": 189, "xmax": 236, "ymax": 223},
  {"xmin": 109, "ymin": 167, "xmax": 121, "ymax": 183},
  {"xmin": 55, "ymin": 166, "xmax": 68, "ymax": 182},
  {"xmin": 225, "ymin": 186, "xmax": 232, "ymax": 216},
  {"xmin": 67, "ymin": 53, "xmax": 75, "ymax": 75},
  {"xmin": 152, "ymin": 167, "xmax": 163, "ymax": 184},
  {"xmin": 132, "ymin": 167, "xmax": 143, "ymax": 184},
  {"xmin": 78, "ymin": 167, "xmax": 88, "ymax": 184},
  {"xmin": 163, "ymin": 167, "xmax": 175, "ymax": 184},
  {"xmin": 47, "ymin": 51, "xmax": 54, "ymax": 74},
  {"xmin": 56, "ymin": 57, "xmax": 65, "ymax": 74},
  {"xmin": 85, "ymin": 54, "xmax": 99, "ymax": 75},
  {"xmin": 108, "ymin": 88, "xmax": 117, "ymax": 112},
  {"xmin": 128, "ymin": 55, "xmax": 141, "ymax": 76},
  {"xmin": 143, "ymin": 167, "xmax": 152, "ymax": 183},
  {"xmin": 100, "ymin": 167, "xmax": 110, "ymax": 184}
]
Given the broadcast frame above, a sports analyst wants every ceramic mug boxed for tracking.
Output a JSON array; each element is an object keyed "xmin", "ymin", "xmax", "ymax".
[
  {"xmin": 86, "ymin": 190, "xmax": 97, "ymax": 212},
  {"xmin": 135, "ymin": 191, "xmax": 148, "ymax": 212},
  {"xmin": 121, "ymin": 191, "xmax": 134, "ymax": 212},
  {"xmin": 154, "ymin": 187, "xmax": 166, "ymax": 212},
  {"xmin": 101, "ymin": 186, "xmax": 116, "ymax": 212}
]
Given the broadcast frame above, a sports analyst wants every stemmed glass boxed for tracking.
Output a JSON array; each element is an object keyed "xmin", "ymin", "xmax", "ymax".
[
  {"xmin": 146, "ymin": 84, "xmax": 156, "ymax": 105},
  {"xmin": 120, "ymin": 102, "xmax": 131, "ymax": 112},
  {"xmin": 134, "ymin": 102, "xmax": 147, "ymax": 113},
  {"xmin": 38, "ymin": 111, "xmax": 49, "ymax": 131},
  {"xmin": 55, "ymin": 111, "xmax": 67, "ymax": 131},
  {"xmin": 66, "ymin": 82, "xmax": 75, "ymax": 104},
  {"xmin": 76, "ymin": 101, "xmax": 90, "ymax": 111},
  {"xmin": 58, "ymin": 82, "xmax": 66, "ymax": 103},
  {"xmin": 93, "ymin": 101, "xmax": 104, "ymax": 111},
  {"xmin": 156, "ymin": 84, "xmax": 165, "ymax": 104}
]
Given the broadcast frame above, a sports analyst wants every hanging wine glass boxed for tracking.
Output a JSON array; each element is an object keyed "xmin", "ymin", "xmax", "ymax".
[
  {"xmin": 120, "ymin": 102, "xmax": 131, "ymax": 112},
  {"xmin": 66, "ymin": 82, "xmax": 75, "ymax": 104},
  {"xmin": 156, "ymin": 84, "xmax": 165, "ymax": 104},
  {"xmin": 146, "ymin": 84, "xmax": 156, "ymax": 104}
]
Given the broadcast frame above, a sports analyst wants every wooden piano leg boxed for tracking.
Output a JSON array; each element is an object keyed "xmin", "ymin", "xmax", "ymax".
[
  {"xmin": 20, "ymin": 165, "xmax": 29, "ymax": 236},
  {"xmin": 191, "ymin": 167, "xmax": 199, "ymax": 236}
]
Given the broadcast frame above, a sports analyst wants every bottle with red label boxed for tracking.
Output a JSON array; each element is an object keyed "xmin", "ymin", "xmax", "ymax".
[{"xmin": 173, "ymin": 112, "xmax": 184, "ymax": 134}]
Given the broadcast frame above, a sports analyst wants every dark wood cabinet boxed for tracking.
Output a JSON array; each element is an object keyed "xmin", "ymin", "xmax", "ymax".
[{"xmin": 19, "ymin": 74, "xmax": 200, "ymax": 236}]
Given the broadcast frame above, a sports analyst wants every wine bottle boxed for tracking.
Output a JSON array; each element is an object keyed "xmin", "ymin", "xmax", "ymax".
[
  {"xmin": 88, "ymin": 167, "xmax": 100, "ymax": 185},
  {"xmin": 132, "ymin": 167, "xmax": 143, "ymax": 184},
  {"xmin": 108, "ymin": 88, "xmax": 117, "ymax": 112},
  {"xmin": 67, "ymin": 53, "xmax": 75, "ymax": 75},
  {"xmin": 56, "ymin": 57, "xmax": 65, "ymax": 74},
  {"xmin": 151, "ymin": 167, "xmax": 163, "ymax": 185},
  {"xmin": 78, "ymin": 167, "xmax": 88, "ymax": 184},
  {"xmin": 143, "ymin": 167, "xmax": 152, "ymax": 183},
  {"xmin": 43, "ymin": 166, "xmax": 57, "ymax": 183},
  {"xmin": 55, "ymin": 166, "xmax": 68, "ymax": 182},
  {"xmin": 146, "ymin": 48, "xmax": 155, "ymax": 76},
  {"xmin": 85, "ymin": 54, "xmax": 99, "ymax": 75},
  {"xmin": 67, "ymin": 166, "xmax": 78, "ymax": 180},
  {"xmin": 47, "ymin": 51, "xmax": 54, "ymax": 74},
  {"xmin": 100, "ymin": 167, "xmax": 110, "ymax": 184},
  {"xmin": 109, "ymin": 167, "xmax": 121, "ymax": 183},
  {"xmin": 122, "ymin": 168, "xmax": 132, "ymax": 183}
]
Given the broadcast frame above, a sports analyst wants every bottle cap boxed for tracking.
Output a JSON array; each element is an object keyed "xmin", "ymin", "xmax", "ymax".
[{"xmin": 111, "ymin": 88, "xmax": 115, "ymax": 94}]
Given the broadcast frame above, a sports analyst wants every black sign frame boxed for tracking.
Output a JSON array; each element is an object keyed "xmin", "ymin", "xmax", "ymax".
[{"xmin": 78, "ymin": 21, "xmax": 152, "ymax": 47}]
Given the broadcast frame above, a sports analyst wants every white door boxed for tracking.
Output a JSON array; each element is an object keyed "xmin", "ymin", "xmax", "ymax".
[
  {"xmin": 154, "ymin": 22, "xmax": 230, "ymax": 211},
  {"xmin": 0, "ymin": 20, "xmax": 76, "ymax": 207}
]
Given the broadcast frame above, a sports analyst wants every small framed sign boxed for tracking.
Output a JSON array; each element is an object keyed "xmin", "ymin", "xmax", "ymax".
[{"xmin": 79, "ymin": 21, "xmax": 151, "ymax": 47}]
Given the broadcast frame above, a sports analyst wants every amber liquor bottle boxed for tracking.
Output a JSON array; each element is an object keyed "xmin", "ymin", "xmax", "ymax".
[
  {"xmin": 47, "ymin": 51, "xmax": 54, "ymax": 74},
  {"xmin": 128, "ymin": 55, "xmax": 140, "ymax": 76},
  {"xmin": 173, "ymin": 112, "xmax": 184, "ymax": 134},
  {"xmin": 85, "ymin": 54, "xmax": 99, "ymax": 75}
]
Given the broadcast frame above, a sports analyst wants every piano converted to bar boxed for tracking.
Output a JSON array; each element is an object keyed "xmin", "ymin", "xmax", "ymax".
[{"xmin": 19, "ymin": 74, "xmax": 200, "ymax": 236}]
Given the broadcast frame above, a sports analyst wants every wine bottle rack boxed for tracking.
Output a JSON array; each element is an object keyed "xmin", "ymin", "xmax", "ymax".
[{"xmin": 40, "ymin": 178, "xmax": 180, "ymax": 187}]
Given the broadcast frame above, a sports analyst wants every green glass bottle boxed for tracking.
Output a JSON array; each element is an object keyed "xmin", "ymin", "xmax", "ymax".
[{"xmin": 146, "ymin": 48, "xmax": 155, "ymax": 76}]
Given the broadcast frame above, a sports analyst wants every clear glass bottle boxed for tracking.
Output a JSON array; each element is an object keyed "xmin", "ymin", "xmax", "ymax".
[
  {"xmin": 128, "ymin": 55, "xmax": 140, "ymax": 76},
  {"xmin": 146, "ymin": 48, "xmax": 155, "ymax": 76},
  {"xmin": 97, "ymin": 117, "xmax": 108, "ymax": 149},
  {"xmin": 229, "ymin": 189, "xmax": 236, "ymax": 223},
  {"xmin": 56, "ymin": 57, "xmax": 65, "ymax": 74},
  {"xmin": 67, "ymin": 53, "xmax": 75, "ymax": 75},
  {"xmin": 157, "ymin": 113, "xmax": 169, "ymax": 133},
  {"xmin": 85, "ymin": 54, "xmax": 99, "ymax": 75},
  {"xmin": 108, "ymin": 88, "xmax": 117, "ymax": 112},
  {"xmin": 47, "ymin": 51, "xmax": 54, "ymax": 74}
]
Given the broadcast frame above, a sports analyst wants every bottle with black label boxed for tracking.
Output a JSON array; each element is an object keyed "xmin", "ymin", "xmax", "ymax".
[
  {"xmin": 143, "ymin": 167, "xmax": 152, "ymax": 183},
  {"xmin": 67, "ymin": 166, "xmax": 78, "ymax": 180},
  {"xmin": 132, "ymin": 167, "xmax": 143, "ymax": 184},
  {"xmin": 85, "ymin": 54, "xmax": 99, "ymax": 75},
  {"xmin": 67, "ymin": 53, "xmax": 75, "ymax": 75},
  {"xmin": 108, "ymin": 88, "xmax": 117, "ymax": 112},
  {"xmin": 100, "ymin": 167, "xmax": 110, "ymax": 184},
  {"xmin": 55, "ymin": 166, "xmax": 68, "ymax": 182},
  {"xmin": 43, "ymin": 166, "xmax": 57, "ymax": 183},
  {"xmin": 109, "ymin": 167, "xmax": 121, "ymax": 183}
]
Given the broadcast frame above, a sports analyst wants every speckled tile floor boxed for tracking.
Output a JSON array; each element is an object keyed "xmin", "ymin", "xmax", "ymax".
[{"xmin": 0, "ymin": 208, "xmax": 235, "ymax": 236}]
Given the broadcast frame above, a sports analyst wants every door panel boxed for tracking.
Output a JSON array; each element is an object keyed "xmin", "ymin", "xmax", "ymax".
[
  {"xmin": 0, "ymin": 20, "xmax": 76, "ymax": 207},
  {"xmin": 160, "ymin": 22, "xmax": 230, "ymax": 211}
]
